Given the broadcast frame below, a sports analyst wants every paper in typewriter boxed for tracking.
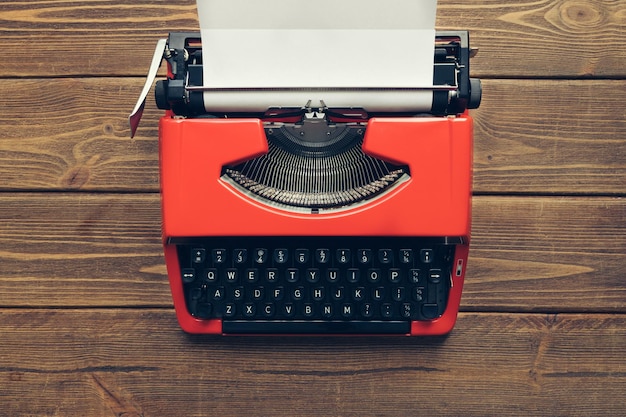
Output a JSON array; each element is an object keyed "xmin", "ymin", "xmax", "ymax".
[{"xmin": 196, "ymin": 0, "xmax": 438, "ymax": 112}]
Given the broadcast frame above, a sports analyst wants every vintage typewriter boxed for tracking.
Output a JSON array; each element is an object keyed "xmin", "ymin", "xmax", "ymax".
[{"xmin": 130, "ymin": 5, "xmax": 481, "ymax": 335}]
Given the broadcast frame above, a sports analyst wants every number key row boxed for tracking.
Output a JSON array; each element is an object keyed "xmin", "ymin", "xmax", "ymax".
[{"xmin": 191, "ymin": 247, "xmax": 435, "ymax": 266}]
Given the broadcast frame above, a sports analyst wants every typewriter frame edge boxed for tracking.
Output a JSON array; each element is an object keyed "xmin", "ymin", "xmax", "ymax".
[
  {"xmin": 159, "ymin": 116, "xmax": 472, "ymax": 336},
  {"xmin": 154, "ymin": 29, "xmax": 476, "ymax": 336}
]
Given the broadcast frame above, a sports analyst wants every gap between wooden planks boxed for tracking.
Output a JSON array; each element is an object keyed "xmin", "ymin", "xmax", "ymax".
[{"xmin": 0, "ymin": 193, "xmax": 623, "ymax": 312}]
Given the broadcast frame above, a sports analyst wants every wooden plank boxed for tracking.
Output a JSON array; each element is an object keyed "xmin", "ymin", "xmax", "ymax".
[
  {"xmin": 466, "ymin": 196, "xmax": 626, "ymax": 312},
  {"xmin": 473, "ymin": 79, "xmax": 626, "ymax": 195},
  {"xmin": 0, "ymin": 194, "xmax": 623, "ymax": 312},
  {"xmin": 439, "ymin": 0, "xmax": 626, "ymax": 78},
  {"xmin": 0, "ymin": 193, "xmax": 171, "ymax": 307},
  {"xmin": 0, "ymin": 310, "xmax": 624, "ymax": 416},
  {"xmin": 0, "ymin": 78, "xmax": 160, "ymax": 192},
  {"xmin": 1, "ymin": 1, "xmax": 624, "ymax": 78},
  {"xmin": 1, "ymin": 78, "xmax": 624, "ymax": 194}
]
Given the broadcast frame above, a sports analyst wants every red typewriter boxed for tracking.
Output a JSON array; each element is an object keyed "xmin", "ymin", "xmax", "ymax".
[{"xmin": 130, "ymin": 14, "xmax": 481, "ymax": 335}]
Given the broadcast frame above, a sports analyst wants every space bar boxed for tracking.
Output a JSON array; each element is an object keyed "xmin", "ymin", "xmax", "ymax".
[{"xmin": 222, "ymin": 320, "xmax": 411, "ymax": 334}]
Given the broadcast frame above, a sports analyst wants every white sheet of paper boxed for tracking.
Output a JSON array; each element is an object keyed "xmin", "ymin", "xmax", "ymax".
[{"xmin": 196, "ymin": 0, "xmax": 438, "ymax": 111}]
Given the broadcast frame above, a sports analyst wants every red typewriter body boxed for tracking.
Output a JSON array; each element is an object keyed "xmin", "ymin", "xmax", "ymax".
[
  {"xmin": 160, "ymin": 114, "xmax": 473, "ymax": 335},
  {"xmin": 131, "ymin": 30, "xmax": 481, "ymax": 336}
]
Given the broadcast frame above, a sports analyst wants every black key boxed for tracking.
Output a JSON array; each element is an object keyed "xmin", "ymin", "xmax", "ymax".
[
  {"xmin": 358, "ymin": 249, "xmax": 372, "ymax": 264},
  {"xmin": 193, "ymin": 303, "xmax": 212, "ymax": 319},
  {"xmin": 225, "ymin": 268, "xmax": 238, "ymax": 283},
  {"xmin": 245, "ymin": 268, "xmax": 258, "ymax": 283},
  {"xmin": 190, "ymin": 287, "xmax": 203, "ymax": 301},
  {"xmin": 429, "ymin": 269, "xmax": 443, "ymax": 284},
  {"xmin": 420, "ymin": 249, "xmax": 434, "ymax": 264},
  {"xmin": 204, "ymin": 268, "xmax": 218, "ymax": 283},
  {"xmin": 378, "ymin": 249, "xmax": 392, "ymax": 264},
  {"xmin": 274, "ymin": 248, "xmax": 288, "ymax": 264},
  {"xmin": 232, "ymin": 286, "xmax": 244, "ymax": 300},
  {"xmin": 372, "ymin": 287, "xmax": 385, "ymax": 301},
  {"xmin": 306, "ymin": 268, "xmax": 320, "ymax": 283},
  {"xmin": 243, "ymin": 303, "xmax": 256, "ymax": 317},
  {"xmin": 212, "ymin": 249, "xmax": 226, "ymax": 264},
  {"xmin": 361, "ymin": 303, "xmax": 374, "ymax": 318},
  {"xmin": 316, "ymin": 249, "xmax": 330, "ymax": 264},
  {"xmin": 210, "ymin": 287, "xmax": 224, "ymax": 301},
  {"xmin": 224, "ymin": 303, "xmax": 236, "ymax": 318},
  {"xmin": 341, "ymin": 303, "xmax": 355, "ymax": 318},
  {"xmin": 326, "ymin": 268, "xmax": 339, "ymax": 283},
  {"xmin": 254, "ymin": 248, "xmax": 269, "ymax": 264},
  {"xmin": 252, "ymin": 287, "xmax": 264, "ymax": 300},
  {"xmin": 303, "ymin": 303, "xmax": 315, "ymax": 317},
  {"xmin": 286, "ymin": 268, "xmax": 299, "ymax": 283},
  {"xmin": 352, "ymin": 287, "xmax": 365, "ymax": 301},
  {"xmin": 413, "ymin": 287, "xmax": 425, "ymax": 302},
  {"xmin": 421, "ymin": 304, "xmax": 440, "ymax": 319},
  {"xmin": 292, "ymin": 287, "xmax": 304, "ymax": 301},
  {"xmin": 331, "ymin": 286, "xmax": 345, "ymax": 301},
  {"xmin": 295, "ymin": 249, "xmax": 310, "ymax": 264},
  {"xmin": 381, "ymin": 303, "xmax": 394, "ymax": 318},
  {"xmin": 321, "ymin": 303, "xmax": 333, "ymax": 319},
  {"xmin": 265, "ymin": 268, "xmax": 278, "ymax": 282},
  {"xmin": 312, "ymin": 287, "xmax": 325, "ymax": 301},
  {"xmin": 192, "ymin": 248, "xmax": 206, "ymax": 264},
  {"xmin": 181, "ymin": 268, "xmax": 196, "ymax": 284},
  {"xmin": 262, "ymin": 303, "xmax": 274, "ymax": 318},
  {"xmin": 347, "ymin": 268, "xmax": 360, "ymax": 283},
  {"xmin": 336, "ymin": 249, "xmax": 351, "ymax": 264},
  {"xmin": 393, "ymin": 287, "xmax": 405, "ymax": 301},
  {"xmin": 367, "ymin": 269, "xmax": 381, "ymax": 283},
  {"xmin": 409, "ymin": 269, "xmax": 422, "ymax": 284},
  {"xmin": 271, "ymin": 286, "xmax": 284, "ymax": 301},
  {"xmin": 233, "ymin": 249, "xmax": 247, "ymax": 264},
  {"xmin": 399, "ymin": 249, "xmax": 413, "ymax": 264},
  {"xmin": 282, "ymin": 303, "xmax": 296, "ymax": 318},
  {"xmin": 401, "ymin": 303, "xmax": 413, "ymax": 319},
  {"xmin": 389, "ymin": 268, "xmax": 402, "ymax": 283}
]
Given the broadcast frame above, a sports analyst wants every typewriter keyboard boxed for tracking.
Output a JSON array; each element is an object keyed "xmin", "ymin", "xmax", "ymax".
[{"xmin": 176, "ymin": 237, "xmax": 455, "ymax": 334}]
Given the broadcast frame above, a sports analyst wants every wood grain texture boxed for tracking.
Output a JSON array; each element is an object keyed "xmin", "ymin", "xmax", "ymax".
[
  {"xmin": 0, "ymin": 193, "xmax": 169, "ymax": 307},
  {"xmin": 1, "ymin": 78, "xmax": 624, "ymax": 194},
  {"xmin": 467, "ymin": 196, "xmax": 626, "ymax": 312},
  {"xmin": 1, "ymin": 1, "xmax": 625, "ymax": 415},
  {"xmin": 472, "ymin": 79, "xmax": 626, "ymax": 195},
  {"xmin": 0, "ymin": 194, "xmax": 623, "ymax": 312},
  {"xmin": 0, "ymin": 0, "xmax": 624, "ymax": 78},
  {"xmin": 0, "ymin": 310, "xmax": 624, "ymax": 417},
  {"xmin": 0, "ymin": 78, "xmax": 159, "ymax": 192}
]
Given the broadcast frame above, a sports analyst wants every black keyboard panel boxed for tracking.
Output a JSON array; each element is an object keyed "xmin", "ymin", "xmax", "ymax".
[{"xmin": 175, "ymin": 237, "xmax": 455, "ymax": 333}]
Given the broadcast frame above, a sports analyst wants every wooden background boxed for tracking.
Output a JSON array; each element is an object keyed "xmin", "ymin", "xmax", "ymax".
[{"xmin": 1, "ymin": 1, "xmax": 624, "ymax": 416}]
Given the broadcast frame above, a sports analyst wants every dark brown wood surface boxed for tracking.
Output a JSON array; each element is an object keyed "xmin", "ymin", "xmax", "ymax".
[
  {"xmin": 1, "ymin": 311, "xmax": 624, "ymax": 416},
  {"xmin": 1, "ymin": 0, "xmax": 624, "ymax": 78},
  {"xmin": 0, "ymin": 1, "xmax": 624, "ymax": 416}
]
